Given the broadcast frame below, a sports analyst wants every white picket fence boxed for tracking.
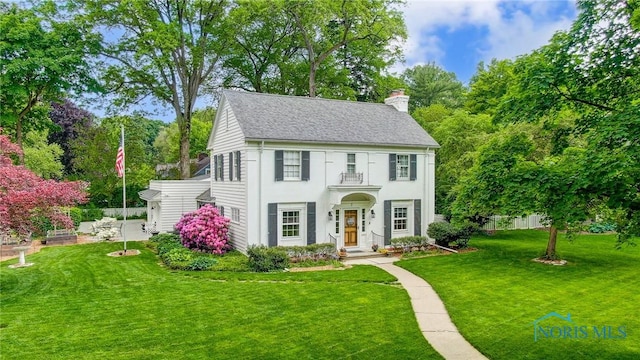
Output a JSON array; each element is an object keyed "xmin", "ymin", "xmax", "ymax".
[
  {"xmin": 102, "ymin": 207, "xmax": 147, "ymax": 217},
  {"xmin": 434, "ymin": 214, "xmax": 546, "ymax": 231}
]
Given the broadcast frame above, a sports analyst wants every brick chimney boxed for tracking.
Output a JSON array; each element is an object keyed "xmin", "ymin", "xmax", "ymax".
[{"xmin": 384, "ymin": 89, "xmax": 409, "ymax": 112}]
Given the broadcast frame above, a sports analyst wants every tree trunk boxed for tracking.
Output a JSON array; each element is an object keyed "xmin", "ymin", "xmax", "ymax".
[
  {"xmin": 309, "ymin": 62, "xmax": 317, "ymax": 97},
  {"xmin": 545, "ymin": 225, "xmax": 558, "ymax": 260},
  {"xmin": 178, "ymin": 114, "xmax": 191, "ymax": 180}
]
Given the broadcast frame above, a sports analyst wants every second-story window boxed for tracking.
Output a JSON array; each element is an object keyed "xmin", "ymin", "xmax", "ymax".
[
  {"xmin": 283, "ymin": 151, "xmax": 301, "ymax": 180},
  {"xmin": 347, "ymin": 153, "xmax": 356, "ymax": 174},
  {"xmin": 396, "ymin": 154, "xmax": 409, "ymax": 180}
]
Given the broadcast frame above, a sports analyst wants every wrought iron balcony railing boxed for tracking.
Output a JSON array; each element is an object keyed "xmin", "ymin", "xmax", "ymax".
[{"xmin": 340, "ymin": 172, "xmax": 363, "ymax": 184}]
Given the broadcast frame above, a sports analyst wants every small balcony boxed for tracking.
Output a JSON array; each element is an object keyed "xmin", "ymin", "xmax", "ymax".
[{"xmin": 340, "ymin": 172, "xmax": 363, "ymax": 184}]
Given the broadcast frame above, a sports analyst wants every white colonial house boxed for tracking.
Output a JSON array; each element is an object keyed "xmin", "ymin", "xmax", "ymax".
[{"xmin": 207, "ymin": 90, "xmax": 439, "ymax": 253}]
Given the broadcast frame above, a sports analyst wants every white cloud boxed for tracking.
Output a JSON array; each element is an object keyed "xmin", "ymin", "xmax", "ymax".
[{"xmin": 398, "ymin": 0, "xmax": 577, "ymax": 71}]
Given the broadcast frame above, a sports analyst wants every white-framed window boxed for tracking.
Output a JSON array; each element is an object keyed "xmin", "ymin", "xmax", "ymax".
[
  {"xmin": 393, "ymin": 206, "xmax": 408, "ymax": 231},
  {"xmin": 282, "ymin": 211, "xmax": 300, "ymax": 237},
  {"xmin": 361, "ymin": 208, "xmax": 366, "ymax": 232},
  {"xmin": 283, "ymin": 151, "xmax": 301, "ymax": 180},
  {"xmin": 231, "ymin": 207, "xmax": 240, "ymax": 223},
  {"xmin": 278, "ymin": 203, "xmax": 305, "ymax": 243},
  {"xmin": 396, "ymin": 154, "xmax": 409, "ymax": 180},
  {"xmin": 347, "ymin": 153, "xmax": 356, "ymax": 174},
  {"xmin": 335, "ymin": 209, "xmax": 340, "ymax": 234}
]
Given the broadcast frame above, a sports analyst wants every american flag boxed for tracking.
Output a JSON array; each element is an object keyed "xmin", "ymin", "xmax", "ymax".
[{"xmin": 115, "ymin": 129, "xmax": 125, "ymax": 178}]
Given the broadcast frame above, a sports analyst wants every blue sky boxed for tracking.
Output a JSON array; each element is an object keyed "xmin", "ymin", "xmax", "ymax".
[{"xmin": 398, "ymin": 0, "xmax": 578, "ymax": 83}]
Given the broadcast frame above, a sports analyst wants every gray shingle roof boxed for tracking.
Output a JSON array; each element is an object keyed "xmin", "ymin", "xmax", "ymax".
[
  {"xmin": 138, "ymin": 189, "xmax": 161, "ymax": 201},
  {"xmin": 223, "ymin": 90, "xmax": 439, "ymax": 148}
]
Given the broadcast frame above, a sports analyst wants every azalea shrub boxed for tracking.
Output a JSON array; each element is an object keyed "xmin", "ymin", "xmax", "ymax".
[{"xmin": 174, "ymin": 205, "xmax": 230, "ymax": 254}]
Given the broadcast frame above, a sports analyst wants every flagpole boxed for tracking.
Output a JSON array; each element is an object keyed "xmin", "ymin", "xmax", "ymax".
[{"xmin": 121, "ymin": 125, "xmax": 127, "ymax": 253}]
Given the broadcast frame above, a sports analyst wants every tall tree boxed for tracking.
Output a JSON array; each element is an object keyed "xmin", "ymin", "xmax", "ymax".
[
  {"xmin": 495, "ymin": 0, "xmax": 640, "ymax": 244},
  {"xmin": 424, "ymin": 109, "xmax": 495, "ymax": 215},
  {"xmin": 465, "ymin": 59, "xmax": 515, "ymax": 115},
  {"xmin": 402, "ymin": 63, "xmax": 465, "ymax": 112},
  {"xmin": 73, "ymin": 0, "xmax": 228, "ymax": 179},
  {"xmin": 223, "ymin": 0, "xmax": 299, "ymax": 93},
  {"xmin": 48, "ymin": 100, "xmax": 94, "ymax": 175},
  {"xmin": 287, "ymin": 0, "xmax": 406, "ymax": 97},
  {"xmin": 154, "ymin": 108, "xmax": 214, "ymax": 165},
  {"xmin": 451, "ymin": 126, "xmax": 591, "ymax": 259},
  {"xmin": 23, "ymin": 129, "xmax": 64, "ymax": 179},
  {"xmin": 0, "ymin": 2, "xmax": 100, "ymax": 152},
  {"xmin": 71, "ymin": 115, "xmax": 155, "ymax": 207}
]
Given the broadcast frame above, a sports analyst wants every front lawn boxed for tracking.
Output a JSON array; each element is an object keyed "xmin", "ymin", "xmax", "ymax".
[
  {"xmin": 0, "ymin": 242, "xmax": 441, "ymax": 359},
  {"xmin": 398, "ymin": 230, "xmax": 640, "ymax": 360}
]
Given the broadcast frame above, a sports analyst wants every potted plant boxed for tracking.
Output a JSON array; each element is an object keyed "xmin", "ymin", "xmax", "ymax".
[
  {"xmin": 338, "ymin": 247, "xmax": 347, "ymax": 258},
  {"xmin": 371, "ymin": 243, "xmax": 379, "ymax": 252}
]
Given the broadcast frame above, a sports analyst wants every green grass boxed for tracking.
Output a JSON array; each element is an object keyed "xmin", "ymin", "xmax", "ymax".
[
  {"xmin": 398, "ymin": 230, "xmax": 640, "ymax": 360},
  {"xmin": 0, "ymin": 242, "xmax": 441, "ymax": 359}
]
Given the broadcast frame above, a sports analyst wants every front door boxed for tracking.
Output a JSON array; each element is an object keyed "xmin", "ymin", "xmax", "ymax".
[{"xmin": 344, "ymin": 210, "xmax": 358, "ymax": 247}]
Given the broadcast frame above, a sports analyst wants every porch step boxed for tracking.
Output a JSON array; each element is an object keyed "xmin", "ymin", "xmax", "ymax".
[{"xmin": 343, "ymin": 250, "xmax": 388, "ymax": 260}]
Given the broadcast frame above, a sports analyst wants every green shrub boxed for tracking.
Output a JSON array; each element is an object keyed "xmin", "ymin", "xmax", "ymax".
[
  {"xmin": 163, "ymin": 248, "xmax": 194, "ymax": 269},
  {"xmin": 149, "ymin": 233, "xmax": 181, "ymax": 243},
  {"xmin": 588, "ymin": 222, "xmax": 616, "ymax": 233},
  {"xmin": 82, "ymin": 208, "xmax": 104, "ymax": 222},
  {"xmin": 390, "ymin": 236, "xmax": 428, "ymax": 249},
  {"xmin": 247, "ymin": 245, "xmax": 289, "ymax": 272},
  {"xmin": 427, "ymin": 222, "xmax": 457, "ymax": 247},
  {"xmin": 69, "ymin": 208, "xmax": 83, "ymax": 228},
  {"xmin": 277, "ymin": 243, "xmax": 337, "ymax": 262},
  {"xmin": 186, "ymin": 256, "xmax": 218, "ymax": 271},
  {"xmin": 30, "ymin": 216, "xmax": 54, "ymax": 237},
  {"xmin": 427, "ymin": 222, "xmax": 476, "ymax": 249},
  {"xmin": 211, "ymin": 251, "xmax": 251, "ymax": 272}
]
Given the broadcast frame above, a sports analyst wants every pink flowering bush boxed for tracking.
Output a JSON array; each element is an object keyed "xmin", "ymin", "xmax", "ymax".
[
  {"xmin": 175, "ymin": 205, "xmax": 230, "ymax": 254},
  {"xmin": 0, "ymin": 130, "xmax": 87, "ymax": 238}
]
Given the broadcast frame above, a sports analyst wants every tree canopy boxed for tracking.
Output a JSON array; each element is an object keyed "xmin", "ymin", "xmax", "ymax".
[
  {"xmin": 0, "ymin": 2, "xmax": 100, "ymax": 151},
  {"xmin": 403, "ymin": 63, "xmax": 465, "ymax": 112},
  {"xmin": 452, "ymin": 0, "xmax": 640, "ymax": 257}
]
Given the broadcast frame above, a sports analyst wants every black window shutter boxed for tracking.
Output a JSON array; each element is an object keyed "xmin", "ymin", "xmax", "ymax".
[
  {"xmin": 306, "ymin": 202, "xmax": 316, "ymax": 245},
  {"xmin": 229, "ymin": 152, "xmax": 234, "ymax": 181},
  {"xmin": 236, "ymin": 151, "xmax": 241, "ymax": 181},
  {"xmin": 220, "ymin": 154, "xmax": 224, "ymax": 181},
  {"xmin": 410, "ymin": 154, "xmax": 417, "ymax": 181},
  {"xmin": 389, "ymin": 154, "xmax": 396, "ymax": 181},
  {"xmin": 214, "ymin": 155, "xmax": 218, "ymax": 181},
  {"xmin": 275, "ymin": 150, "xmax": 283, "ymax": 181},
  {"xmin": 268, "ymin": 203, "xmax": 278, "ymax": 247},
  {"xmin": 414, "ymin": 199, "xmax": 422, "ymax": 236},
  {"xmin": 384, "ymin": 200, "xmax": 391, "ymax": 245},
  {"xmin": 301, "ymin": 151, "xmax": 310, "ymax": 181}
]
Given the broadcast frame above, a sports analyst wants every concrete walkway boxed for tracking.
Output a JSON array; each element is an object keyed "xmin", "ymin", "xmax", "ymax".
[{"xmin": 345, "ymin": 257, "xmax": 488, "ymax": 360}]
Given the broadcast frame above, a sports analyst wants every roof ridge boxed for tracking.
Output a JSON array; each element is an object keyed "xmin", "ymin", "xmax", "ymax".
[{"xmin": 223, "ymin": 89, "xmax": 390, "ymax": 107}]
